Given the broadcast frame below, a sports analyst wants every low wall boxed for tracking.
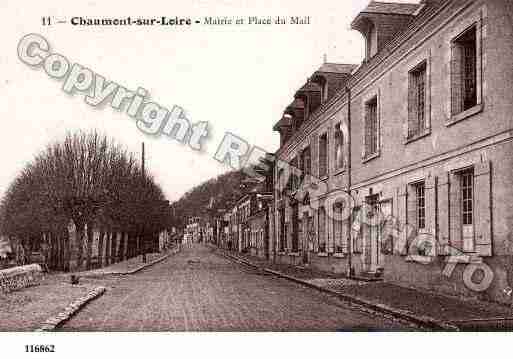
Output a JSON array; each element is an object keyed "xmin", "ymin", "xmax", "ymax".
[
  {"xmin": 0, "ymin": 264, "xmax": 43, "ymax": 293},
  {"xmin": 384, "ymin": 254, "xmax": 513, "ymax": 305},
  {"xmin": 274, "ymin": 252, "xmax": 350, "ymax": 274}
]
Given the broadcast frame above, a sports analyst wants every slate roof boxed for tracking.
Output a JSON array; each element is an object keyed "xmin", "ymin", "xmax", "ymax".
[
  {"xmin": 360, "ymin": 1, "xmax": 421, "ymax": 16},
  {"xmin": 286, "ymin": 98, "xmax": 305, "ymax": 110},
  {"xmin": 296, "ymin": 81, "xmax": 321, "ymax": 93},
  {"xmin": 317, "ymin": 63, "xmax": 358, "ymax": 74}
]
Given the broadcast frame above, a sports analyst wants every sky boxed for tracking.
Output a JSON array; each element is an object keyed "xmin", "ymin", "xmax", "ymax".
[{"xmin": 0, "ymin": 0, "xmax": 419, "ymax": 202}]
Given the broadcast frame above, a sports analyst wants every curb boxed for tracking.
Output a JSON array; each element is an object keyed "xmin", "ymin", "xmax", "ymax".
[
  {"xmin": 80, "ymin": 248, "xmax": 180, "ymax": 278},
  {"xmin": 36, "ymin": 286, "xmax": 106, "ymax": 332},
  {"xmin": 219, "ymin": 250, "xmax": 458, "ymax": 331}
]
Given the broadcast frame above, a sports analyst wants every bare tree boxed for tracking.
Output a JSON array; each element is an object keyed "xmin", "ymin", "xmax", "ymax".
[{"xmin": 0, "ymin": 131, "xmax": 168, "ymax": 271}]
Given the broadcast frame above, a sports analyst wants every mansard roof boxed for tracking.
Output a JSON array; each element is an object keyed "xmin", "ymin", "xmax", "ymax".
[
  {"xmin": 285, "ymin": 98, "xmax": 305, "ymax": 113},
  {"xmin": 272, "ymin": 114, "xmax": 293, "ymax": 131},
  {"xmin": 358, "ymin": 1, "xmax": 420, "ymax": 16},
  {"xmin": 296, "ymin": 81, "xmax": 321, "ymax": 95},
  {"xmin": 351, "ymin": 1, "xmax": 420, "ymax": 34},
  {"xmin": 316, "ymin": 63, "xmax": 358, "ymax": 74}
]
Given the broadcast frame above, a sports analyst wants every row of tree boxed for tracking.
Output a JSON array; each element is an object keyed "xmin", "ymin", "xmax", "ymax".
[{"xmin": 0, "ymin": 131, "xmax": 170, "ymax": 271}]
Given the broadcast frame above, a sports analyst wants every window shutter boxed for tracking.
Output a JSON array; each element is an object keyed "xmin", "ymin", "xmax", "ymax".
[
  {"xmin": 406, "ymin": 185, "xmax": 418, "ymax": 253},
  {"xmin": 327, "ymin": 219, "xmax": 334, "ymax": 253},
  {"xmin": 288, "ymin": 223, "xmax": 292, "ymax": 251},
  {"xmin": 351, "ymin": 208, "xmax": 362, "ymax": 253},
  {"xmin": 313, "ymin": 209, "xmax": 319, "ymax": 253},
  {"xmin": 342, "ymin": 220, "xmax": 349, "ymax": 254},
  {"xmin": 437, "ymin": 173, "xmax": 450, "ymax": 254},
  {"xmin": 449, "ymin": 172, "xmax": 462, "ymax": 251},
  {"xmin": 326, "ymin": 134, "xmax": 329, "ymax": 176},
  {"xmin": 408, "ymin": 74, "xmax": 419, "ymax": 138},
  {"xmin": 425, "ymin": 177, "xmax": 437, "ymax": 237},
  {"xmin": 311, "ymin": 137, "xmax": 318, "ymax": 178},
  {"xmin": 451, "ymin": 43, "xmax": 463, "ymax": 116},
  {"xmin": 319, "ymin": 208, "xmax": 326, "ymax": 252},
  {"xmin": 364, "ymin": 106, "xmax": 370, "ymax": 157},
  {"xmin": 396, "ymin": 186, "xmax": 408, "ymax": 255},
  {"xmin": 474, "ymin": 161, "xmax": 492, "ymax": 256}
]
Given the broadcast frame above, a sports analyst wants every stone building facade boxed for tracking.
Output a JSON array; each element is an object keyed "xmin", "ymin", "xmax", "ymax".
[{"xmin": 271, "ymin": 0, "xmax": 513, "ymax": 303}]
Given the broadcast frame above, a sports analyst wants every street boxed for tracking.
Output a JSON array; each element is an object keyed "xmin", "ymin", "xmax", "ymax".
[{"xmin": 60, "ymin": 244, "xmax": 412, "ymax": 331}]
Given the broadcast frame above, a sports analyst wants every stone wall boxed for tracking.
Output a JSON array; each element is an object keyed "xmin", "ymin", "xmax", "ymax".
[{"xmin": 0, "ymin": 264, "xmax": 43, "ymax": 293}]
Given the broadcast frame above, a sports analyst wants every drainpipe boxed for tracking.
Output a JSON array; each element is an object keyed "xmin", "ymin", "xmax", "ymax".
[{"xmin": 346, "ymin": 86, "xmax": 355, "ymax": 278}]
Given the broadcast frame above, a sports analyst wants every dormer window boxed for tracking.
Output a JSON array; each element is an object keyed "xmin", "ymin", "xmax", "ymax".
[
  {"xmin": 322, "ymin": 81, "xmax": 329, "ymax": 103},
  {"xmin": 366, "ymin": 22, "xmax": 378, "ymax": 60},
  {"xmin": 351, "ymin": 2, "xmax": 419, "ymax": 61}
]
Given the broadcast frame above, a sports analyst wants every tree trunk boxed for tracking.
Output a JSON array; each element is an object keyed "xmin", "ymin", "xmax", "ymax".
[
  {"xmin": 75, "ymin": 221, "xmax": 85, "ymax": 270},
  {"xmin": 85, "ymin": 222, "xmax": 94, "ymax": 270},
  {"xmin": 57, "ymin": 233, "xmax": 64, "ymax": 271},
  {"xmin": 111, "ymin": 232, "xmax": 117, "ymax": 264},
  {"xmin": 118, "ymin": 232, "xmax": 126, "ymax": 262},
  {"xmin": 105, "ymin": 232, "xmax": 112, "ymax": 265},
  {"xmin": 127, "ymin": 233, "xmax": 134, "ymax": 258},
  {"xmin": 98, "ymin": 230, "xmax": 106, "ymax": 267},
  {"xmin": 64, "ymin": 228, "xmax": 71, "ymax": 272},
  {"xmin": 50, "ymin": 232, "xmax": 57, "ymax": 270}
]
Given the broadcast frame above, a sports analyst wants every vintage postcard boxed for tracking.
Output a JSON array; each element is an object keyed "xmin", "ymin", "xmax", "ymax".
[{"xmin": 1, "ymin": 0, "xmax": 512, "ymax": 357}]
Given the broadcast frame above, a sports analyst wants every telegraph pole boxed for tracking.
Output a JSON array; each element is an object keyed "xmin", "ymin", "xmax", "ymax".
[{"xmin": 141, "ymin": 142, "xmax": 147, "ymax": 263}]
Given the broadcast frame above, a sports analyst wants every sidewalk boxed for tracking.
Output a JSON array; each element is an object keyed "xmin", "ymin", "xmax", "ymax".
[
  {"xmin": 0, "ymin": 273, "xmax": 103, "ymax": 331},
  {"xmin": 217, "ymin": 247, "xmax": 513, "ymax": 331},
  {"xmin": 0, "ymin": 248, "xmax": 179, "ymax": 331},
  {"xmin": 76, "ymin": 247, "xmax": 180, "ymax": 278}
]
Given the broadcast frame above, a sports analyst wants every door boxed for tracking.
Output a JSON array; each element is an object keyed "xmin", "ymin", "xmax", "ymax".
[
  {"xmin": 377, "ymin": 200, "xmax": 392, "ymax": 270},
  {"xmin": 302, "ymin": 213, "xmax": 312, "ymax": 264},
  {"xmin": 363, "ymin": 195, "xmax": 383, "ymax": 273}
]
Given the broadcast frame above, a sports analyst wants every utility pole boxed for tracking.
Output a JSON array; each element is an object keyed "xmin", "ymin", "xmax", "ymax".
[
  {"xmin": 141, "ymin": 142, "xmax": 147, "ymax": 263},
  {"xmin": 346, "ymin": 86, "xmax": 354, "ymax": 278}
]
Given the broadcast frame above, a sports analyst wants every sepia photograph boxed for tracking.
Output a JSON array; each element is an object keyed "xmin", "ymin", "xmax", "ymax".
[{"xmin": 1, "ymin": 0, "xmax": 512, "ymax": 357}]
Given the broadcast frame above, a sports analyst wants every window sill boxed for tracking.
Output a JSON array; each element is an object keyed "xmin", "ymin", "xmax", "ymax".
[
  {"xmin": 317, "ymin": 252, "xmax": 328, "ymax": 257},
  {"xmin": 443, "ymin": 253, "xmax": 481, "ymax": 264},
  {"xmin": 405, "ymin": 255, "xmax": 436, "ymax": 264},
  {"xmin": 333, "ymin": 168, "xmax": 347, "ymax": 176},
  {"xmin": 362, "ymin": 151, "xmax": 380, "ymax": 164},
  {"xmin": 404, "ymin": 129, "xmax": 431, "ymax": 145},
  {"xmin": 446, "ymin": 103, "xmax": 484, "ymax": 127}
]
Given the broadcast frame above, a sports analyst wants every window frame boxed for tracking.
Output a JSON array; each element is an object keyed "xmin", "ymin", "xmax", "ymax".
[
  {"xmin": 333, "ymin": 201, "xmax": 346, "ymax": 254},
  {"xmin": 447, "ymin": 16, "xmax": 484, "ymax": 127},
  {"xmin": 414, "ymin": 181, "xmax": 426, "ymax": 230},
  {"xmin": 407, "ymin": 61, "xmax": 429, "ymax": 140},
  {"xmin": 318, "ymin": 132, "xmax": 329, "ymax": 178},
  {"xmin": 334, "ymin": 123, "xmax": 345, "ymax": 171},
  {"xmin": 451, "ymin": 25, "xmax": 478, "ymax": 115},
  {"xmin": 300, "ymin": 146, "xmax": 311, "ymax": 178},
  {"xmin": 363, "ymin": 95, "xmax": 380, "ymax": 162},
  {"xmin": 460, "ymin": 169, "xmax": 474, "ymax": 227}
]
